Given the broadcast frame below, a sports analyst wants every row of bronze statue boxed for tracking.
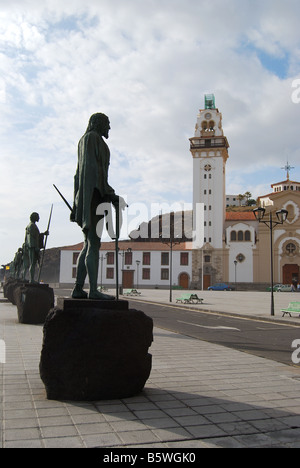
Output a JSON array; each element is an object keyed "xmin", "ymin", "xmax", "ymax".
[
  {"xmin": 8, "ymin": 113, "xmax": 127, "ymax": 301},
  {"xmin": 8, "ymin": 212, "xmax": 49, "ymax": 284}
]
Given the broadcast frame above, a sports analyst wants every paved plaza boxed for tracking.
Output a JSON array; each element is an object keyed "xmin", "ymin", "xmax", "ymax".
[{"xmin": 1, "ymin": 289, "xmax": 300, "ymax": 448}]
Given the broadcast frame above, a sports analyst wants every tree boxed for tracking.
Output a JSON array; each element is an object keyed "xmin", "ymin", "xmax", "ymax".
[
  {"xmin": 244, "ymin": 191, "xmax": 252, "ymax": 202},
  {"xmin": 237, "ymin": 194, "xmax": 245, "ymax": 206}
]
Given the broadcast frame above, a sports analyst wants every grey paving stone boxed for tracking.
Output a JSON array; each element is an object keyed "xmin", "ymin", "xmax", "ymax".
[{"xmin": 2, "ymin": 296, "xmax": 300, "ymax": 448}]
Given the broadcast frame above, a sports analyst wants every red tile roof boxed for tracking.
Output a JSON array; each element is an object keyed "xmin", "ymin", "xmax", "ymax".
[
  {"xmin": 225, "ymin": 212, "xmax": 256, "ymax": 221},
  {"xmin": 62, "ymin": 240, "xmax": 193, "ymax": 251}
]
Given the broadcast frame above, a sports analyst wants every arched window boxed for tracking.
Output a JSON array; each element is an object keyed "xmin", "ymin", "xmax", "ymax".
[
  {"xmin": 230, "ymin": 231, "xmax": 237, "ymax": 242},
  {"xmin": 286, "ymin": 204, "xmax": 295, "ymax": 221},
  {"xmin": 238, "ymin": 231, "xmax": 244, "ymax": 241},
  {"xmin": 245, "ymin": 230, "xmax": 251, "ymax": 241}
]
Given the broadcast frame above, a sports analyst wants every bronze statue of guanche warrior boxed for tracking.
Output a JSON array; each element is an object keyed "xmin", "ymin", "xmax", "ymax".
[
  {"xmin": 24, "ymin": 212, "xmax": 49, "ymax": 283},
  {"xmin": 70, "ymin": 113, "xmax": 126, "ymax": 300}
]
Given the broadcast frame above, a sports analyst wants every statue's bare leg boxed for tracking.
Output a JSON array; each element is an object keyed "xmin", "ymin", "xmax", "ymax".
[
  {"xmin": 72, "ymin": 193, "xmax": 114, "ymax": 300},
  {"xmin": 85, "ymin": 217, "xmax": 114, "ymax": 300}
]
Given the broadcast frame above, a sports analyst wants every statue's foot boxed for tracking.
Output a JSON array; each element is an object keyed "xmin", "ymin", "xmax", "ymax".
[
  {"xmin": 89, "ymin": 290, "xmax": 115, "ymax": 300},
  {"xmin": 71, "ymin": 285, "xmax": 88, "ymax": 299}
]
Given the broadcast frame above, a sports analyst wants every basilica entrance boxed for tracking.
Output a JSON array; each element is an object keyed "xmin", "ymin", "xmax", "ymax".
[{"xmin": 282, "ymin": 264, "xmax": 299, "ymax": 286}]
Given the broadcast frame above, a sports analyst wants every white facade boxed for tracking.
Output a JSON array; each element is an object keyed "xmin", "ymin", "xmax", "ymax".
[
  {"xmin": 193, "ymin": 155, "xmax": 226, "ymax": 248},
  {"xmin": 60, "ymin": 250, "xmax": 75, "ymax": 284},
  {"xmin": 225, "ymin": 222, "xmax": 256, "ymax": 282},
  {"xmin": 226, "ymin": 195, "xmax": 247, "ymax": 207},
  {"xmin": 59, "ymin": 242, "xmax": 193, "ymax": 289}
]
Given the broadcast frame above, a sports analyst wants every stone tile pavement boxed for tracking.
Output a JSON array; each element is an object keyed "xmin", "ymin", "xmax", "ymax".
[{"xmin": 1, "ymin": 292, "xmax": 300, "ymax": 448}]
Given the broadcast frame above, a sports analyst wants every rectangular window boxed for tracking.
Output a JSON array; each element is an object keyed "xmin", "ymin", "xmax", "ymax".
[
  {"xmin": 161, "ymin": 269, "xmax": 169, "ymax": 280},
  {"xmin": 124, "ymin": 251, "xmax": 132, "ymax": 265},
  {"xmin": 73, "ymin": 252, "xmax": 79, "ymax": 265},
  {"xmin": 142, "ymin": 268, "xmax": 150, "ymax": 280},
  {"xmin": 72, "ymin": 267, "xmax": 77, "ymax": 278},
  {"xmin": 106, "ymin": 252, "xmax": 114, "ymax": 265},
  {"xmin": 180, "ymin": 252, "xmax": 189, "ymax": 266},
  {"xmin": 143, "ymin": 252, "xmax": 151, "ymax": 265},
  {"xmin": 106, "ymin": 268, "xmax": 114, "ymax": 279},
  {"xmin": 161, "ymin": 252, "xmax": 169, "ymax": 265}
]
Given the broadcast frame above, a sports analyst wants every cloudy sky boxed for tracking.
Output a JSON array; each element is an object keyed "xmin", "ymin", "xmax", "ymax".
[{"xmin": 1, "ymin": 0, "xmax": 300, "ymax": 265}]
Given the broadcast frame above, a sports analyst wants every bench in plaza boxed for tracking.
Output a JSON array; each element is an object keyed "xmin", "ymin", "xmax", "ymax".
[
  {"xmin": 281, "ymin": 302, "xmax": 300, "ymax": 317},
  {"xmin": 123, "ymin": 289, "xmax": 141, "ymax": 296},
  {"xmin": 176, "ymin": 293, "xmax": 203, "ymax": 304}
]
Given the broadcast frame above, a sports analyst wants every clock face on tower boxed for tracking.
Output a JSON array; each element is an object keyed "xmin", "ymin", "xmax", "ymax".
[{"xmin": 205, "ymin": 113, "xmax": 212, "ymax": 120}]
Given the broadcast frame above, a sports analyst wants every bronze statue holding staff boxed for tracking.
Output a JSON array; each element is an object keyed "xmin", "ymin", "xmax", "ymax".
[
  {"xmin": 70, "ymin": 113, "xmax": 127, "ymax": 300},
  {"xmin": 24, "ymin": 212, "xmax": 49, "ymax": 283}
]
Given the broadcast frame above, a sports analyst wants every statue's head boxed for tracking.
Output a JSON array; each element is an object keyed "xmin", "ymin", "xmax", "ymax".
[
  {"xmin": 86, "ymin": 113, "xmax": 110, "ymax": 138},
  {"xmin": 30, "ymin": 212, "xmax": 40, "ymax": 223}
]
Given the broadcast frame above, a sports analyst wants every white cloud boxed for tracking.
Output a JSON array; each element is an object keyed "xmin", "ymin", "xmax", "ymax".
[{"xmin": 0, "ymin": 0, "xmax": 300, "ymax": 264}]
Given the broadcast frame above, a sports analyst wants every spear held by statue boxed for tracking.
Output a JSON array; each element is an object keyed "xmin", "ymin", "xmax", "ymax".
[{"xmin": 38, "ymin": 204, "xmax": 53, "ymax": 282}]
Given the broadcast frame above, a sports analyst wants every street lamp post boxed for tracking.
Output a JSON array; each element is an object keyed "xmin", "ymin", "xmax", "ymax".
[
  {"xmin": 253, "ymin": 207, "xmax": 288, "ymax": 316},
  {"xmin": 99, "ymin": 253, "xmax": 107, "ymax": 291},
  {"xmin": 135, "ymin": 260, "xmax": 140, "ymax": 290},
  {"xmin": 234, "ymin": 260, "xmax": 237, "ymax": 288},
  {"xmin": 160, "ymin": 235, "xmax": 182, "ymax": 303}
]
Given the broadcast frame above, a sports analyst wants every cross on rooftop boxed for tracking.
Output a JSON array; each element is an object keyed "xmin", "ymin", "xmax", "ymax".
[{"xmin": 281, "ymin": 160, "xmax": 295, "ymax": 180}]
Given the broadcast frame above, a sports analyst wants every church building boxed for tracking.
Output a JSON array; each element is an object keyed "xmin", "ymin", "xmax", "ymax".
[{"xmin": 190, "ymin": 95, "xmax": 300, "ymax": 290}]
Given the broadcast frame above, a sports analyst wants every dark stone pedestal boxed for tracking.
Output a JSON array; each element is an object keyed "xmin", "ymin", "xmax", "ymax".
[
  {"xmin": 39, "ymin": 299, "xmax": 153, "ymax": 401},
  {"xmin": 56, "ymin": 297, "xmax": 129, "ymax": 311},
  {"xmin": 3, "ymin": 277, "xmax": 15, "ymax": 299},
  {"xmin": 15, "ymin": 283, "xmax": 54, "ymax": 324},
  {"xmin": 4, "ymin": 278, "xmax": 27, "ymax": 304}
]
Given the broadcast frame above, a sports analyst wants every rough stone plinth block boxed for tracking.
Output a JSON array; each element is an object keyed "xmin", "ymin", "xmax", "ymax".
[
  {"xmin": 15, "ymin": 283, "xmax": 54, "ymax": 324},
  {"xmin": 39, "ymin": 300, "xmax": 153, "ymax": 401},
  {"xmin": 4, "ymin": 278, "xmax": 26, "ymax": 304}
]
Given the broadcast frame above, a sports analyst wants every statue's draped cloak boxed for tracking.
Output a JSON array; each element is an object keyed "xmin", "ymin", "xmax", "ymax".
[{"xmin": 73, "ymin": 130, "xmax": 116, "ymax": 230}]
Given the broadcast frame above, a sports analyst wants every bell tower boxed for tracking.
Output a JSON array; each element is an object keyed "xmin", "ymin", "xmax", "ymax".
[{"xmin": 190, "ymin": 94, "xmax": 229, "ymax": 249}]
